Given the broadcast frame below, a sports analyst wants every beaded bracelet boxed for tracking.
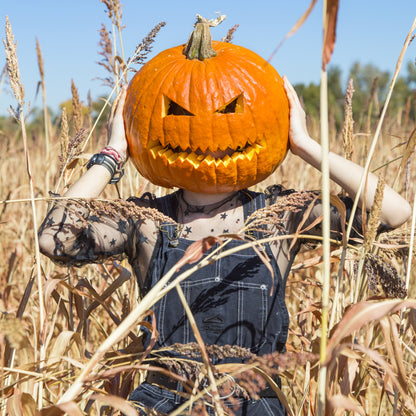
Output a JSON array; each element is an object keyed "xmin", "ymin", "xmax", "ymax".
[{"xmin": 100, "ymin": 146, "xmax": 126, "ymax": 169}]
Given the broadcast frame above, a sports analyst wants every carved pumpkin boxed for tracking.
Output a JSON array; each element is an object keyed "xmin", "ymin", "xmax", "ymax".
[{"xmin": 124, "ymin": 16, "xmax": 289, "ymax": 194}]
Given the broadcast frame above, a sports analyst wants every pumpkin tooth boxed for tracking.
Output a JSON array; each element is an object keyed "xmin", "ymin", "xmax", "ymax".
[
  {"xmin": 257, "ymin": 137, "xmax": 267, "ymax": 147},
  {"xmin": 201, "ymin": 154, "xmax": 215, "ymax": 165},
  {"xmin": 149, "ymin": 145, "xmax": 165, "ymax": 158},
  {"xmin": 186, "ymin": 152, "xmax": 203, "ymax": 167},
  {"xmin": 217, "ymin": 154, "xmax": 232, "ymax": 167},
  {"xmin": 164, "ymin": 149, "xmax": 176, "ymax": 162},
  {"xmin": 177, "ymin": 152, "xmax": 190, "ymax": 162},
  {"xmin": 245, "ymin": 146, "xmax": 258, "ymax": 161},
  {"xmin": 147, "ymin": 139, "xmax": 160, "ymax": 151}
]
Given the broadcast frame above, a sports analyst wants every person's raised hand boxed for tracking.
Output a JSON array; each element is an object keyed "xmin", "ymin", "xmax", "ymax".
[
  {"xmin": 282, "ymin": 76, "xmax": 313, "ymax": 157},
  {"xmin": 107, "ymin": 85, "xmax": 128, "ymax": 161}
]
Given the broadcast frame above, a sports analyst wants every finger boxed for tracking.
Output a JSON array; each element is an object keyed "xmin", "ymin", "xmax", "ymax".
[
  {"xmin": 109, "ymin": 85, "xmax": 127, "ymax": 123},
  {"xmin": 282, "ymin": 76, "xmax": 300, "ymax": 106},
  {"xmin": 283, "ymin": 76, "xmax": 304, "ymax": 111},
  {"xmin": 114, "ymin": 85, "xmax": 127, "ymax": 118}
]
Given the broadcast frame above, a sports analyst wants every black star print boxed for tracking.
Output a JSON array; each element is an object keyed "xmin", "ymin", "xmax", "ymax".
[
  {"xmin": 135, "ymin": 218, "xmax": 146, "ymax": 227},
  {"xmin": 184, "ymin": 226, "xmax": 192, "ymax": 234},
  {"xmin": 220, "ymin": 213, "xmax": 228, "ymax": 220},
  {"xmin": 89, "ymin": 215, "xmax": 100, "ymax": 222},
  {"xmin": 223, "ymin": 229, "xmax": 229, "ymax": 234},
  {"xmin": 46, "ymin": 217, "xmax": 55, "ymax": 226},
  {"xmin": 117, "ymin": 219, "xmax": 128, "ymax": 233},
  {"xmin": 138, "ymin": 232, "xmax": 149, "ymax": 244},
  {"xmin": 110, "ymin": 238, "xmax": 116, "ymax": 246}
]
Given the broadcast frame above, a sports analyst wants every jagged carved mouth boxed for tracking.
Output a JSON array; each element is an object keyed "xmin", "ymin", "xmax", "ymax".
[{"xmin": 148, "ymin": 138, "xmax": 266, "ymax": 167}]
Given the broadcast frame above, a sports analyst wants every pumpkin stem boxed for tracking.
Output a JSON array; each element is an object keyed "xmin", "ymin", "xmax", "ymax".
[{"xmin": 183, "ymin": 14, "xmax": 226, "ymax": 60}]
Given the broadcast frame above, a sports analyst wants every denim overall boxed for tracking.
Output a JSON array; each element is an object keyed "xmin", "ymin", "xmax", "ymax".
[{"xmin": 129, "ymin": 190, "xmax": 288, "ymax": 415}]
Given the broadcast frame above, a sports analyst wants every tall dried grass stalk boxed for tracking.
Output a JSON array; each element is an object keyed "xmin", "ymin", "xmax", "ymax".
[
  {"xmin": 317, "ymin": 66, "xmax": 331, "ymax": 416},
  {"xmin": 36, "ymin": 38, "xmax": 51, "ymax": 163},
  {"xmin": 317, "ymin": 0, "xmax": 340, "ymax": 412},
  {"xmin": 405, "ymin": 193, "xmax": 416, "ymax": 291},
  {"xmin": 342, "ymin": 78, "xmax": 354, "ymax": 161},
  {"xmin": 175, "ymin": 284, "xmax": 225, "ymax": 416},
  {"xmin": 101, "ymin": 0, "xmax": 126, "ymax": 85},
  {"xmin": 3, "ymin": 16, "xmax": 45, "ymax": 402},
  {"xmin": 365, "ymin": 77, "xmax": 379, "ymax": 134}
]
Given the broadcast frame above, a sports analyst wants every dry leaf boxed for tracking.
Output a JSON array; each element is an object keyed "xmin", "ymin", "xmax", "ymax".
[
  {"xmin": 90, "ymin": 394, "xmax": 139, "ymax": 416},
  {"xmin": 174, "ymin": 235, "xmax": 222, "ymax": 272},
  {"xmin": 37, "ymin": 401, "xmax": 84, "ymax": 416},
  {"xmin": 268, "ymin": 0, "xmax": 318, "ymax": 62},
  {"xmin": 322, "ymin": 0, "xmax": 339, "ymax": 70},
  {"xmin": 328, "ymin": 394, "xmax": 365, "ymax": 415},
  {"xmin": 6, "ymin": 393, "xmax": 36, "ymax": 416},
  {"xmin": 326, "ymin": 299, "xmax": 416, "ymax": 360}
]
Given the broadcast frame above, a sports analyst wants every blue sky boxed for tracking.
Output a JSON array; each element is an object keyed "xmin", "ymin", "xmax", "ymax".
[{"xmin": 1, "ymin": 1, "xmax": 415, "ymax": 115}]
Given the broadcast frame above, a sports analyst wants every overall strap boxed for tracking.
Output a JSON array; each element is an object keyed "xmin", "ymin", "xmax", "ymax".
[
  {"xmin": 240, "ymin": 189, "xmax": 266, "ymax": 241},
  {"xmin": 155, "ymin": 192, "xmax": 181, "ymax": 247}
]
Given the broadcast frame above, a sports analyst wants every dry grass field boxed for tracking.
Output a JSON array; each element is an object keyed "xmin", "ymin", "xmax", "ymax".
[{"xmin": 1, "ymin": 3, "xmax": 416, "ymax": 415}]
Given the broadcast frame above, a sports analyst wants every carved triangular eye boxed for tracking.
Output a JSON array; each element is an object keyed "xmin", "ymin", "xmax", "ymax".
[
  {"xmin": 215, "ymin": 93, "xmax": 244, "ymax": 114},
  {"xmin": 162, "ymin": 95, "xmax": 194, "ymax": 117}
]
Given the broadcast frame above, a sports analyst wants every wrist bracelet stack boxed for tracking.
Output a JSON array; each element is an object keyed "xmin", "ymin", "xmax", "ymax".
[{"xmin": 86, "ymin": 146, "xmax": 126, "ymax": 184}]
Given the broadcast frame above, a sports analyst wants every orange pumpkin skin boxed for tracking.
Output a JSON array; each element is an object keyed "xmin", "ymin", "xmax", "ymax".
[{"xmin": 123, "ymin": 40, "xmax": 289, "ymax": 194}]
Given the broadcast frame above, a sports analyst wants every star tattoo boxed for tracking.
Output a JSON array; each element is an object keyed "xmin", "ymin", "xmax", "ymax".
[{"xmin": 184, "ymin": 226, "xmax": 192, "ymax": 234}]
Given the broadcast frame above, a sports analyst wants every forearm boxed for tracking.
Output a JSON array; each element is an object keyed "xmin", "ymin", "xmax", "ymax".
[
  {"xmin": 63, "ymin": 164, "xmax": 112, "ymax": 198},
  {"xmin": 296, "ymin": 134, "xmax": 411, "ymax": 228}
]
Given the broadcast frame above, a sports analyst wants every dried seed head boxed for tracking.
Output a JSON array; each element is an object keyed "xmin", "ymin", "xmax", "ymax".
[
  {"xmin": 71, "ymin": 79, "xmax": 83, "ymax": 132},
  {"xmin": 130, "ymin": 22, "xmax": 166, "ymax": 68},
  {"xmin": 36, "ymin": 37, "xmax": 44, "ymax": 82},
  {"xmin": 97, "ymin": 23, "xmax": 116, "ymax": 88},
  {"xmin": 222, "ymin": 24, "xmax": 239, "ymax": 43},
  {"xmin": 364, "ymin": 173, "xmax": 385, "ymax": 252},
  {"xmin": 245, "ymin": 190, "xmax": 317, "ymax": 235},
  {"xmin": 169, "ymin": 342, "xmax": 253, "ymax": 360},
  {"xmin": 364, "ymin": 254, "xmax": 407, "ymax": 298},
  {"xmin": 121, "ymin": 294, "xmax": 130, "ymax": 321},
  {"xmin": 59, "ymin": 107, "xmax": 69, "ymax": 172},
  {"xmin": 3, "ymin": 16, "xmax": 25, "ymax": 107},
  {"xmin": 101, "ymin": 0, "xmax": 123, "ymax": 27}
]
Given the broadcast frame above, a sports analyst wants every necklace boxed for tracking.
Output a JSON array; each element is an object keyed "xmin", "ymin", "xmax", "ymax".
[{"xmin": 177, "ymin": 190, "xmax": 238, "ymax": 217}]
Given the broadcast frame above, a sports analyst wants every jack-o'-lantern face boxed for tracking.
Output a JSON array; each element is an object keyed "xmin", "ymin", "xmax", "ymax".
[{"xmin": 123, "ymin": 19, "xmax": 289, "ymax": 194}]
